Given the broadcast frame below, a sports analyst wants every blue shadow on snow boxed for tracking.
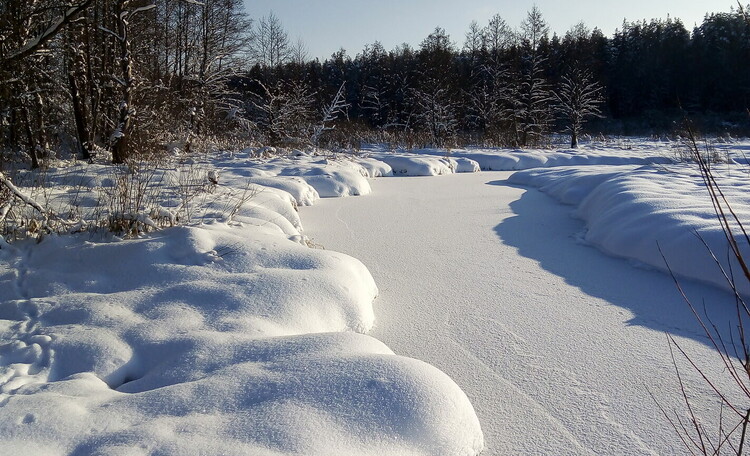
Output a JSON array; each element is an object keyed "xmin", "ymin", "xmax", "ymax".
[{"xmin": 489, "ymin": 178, "xmax": 741, "ymax": 350}]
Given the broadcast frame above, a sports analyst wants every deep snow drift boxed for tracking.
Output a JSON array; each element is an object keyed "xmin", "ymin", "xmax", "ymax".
[{"xmin": 510, "ymin": 163, "xmax": 750, "ymax": 295}]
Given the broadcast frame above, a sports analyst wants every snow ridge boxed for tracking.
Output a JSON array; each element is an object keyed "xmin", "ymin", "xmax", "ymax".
[{"xmin": 510, "ymin": 164, "xmax": 750, "ymax": 296}]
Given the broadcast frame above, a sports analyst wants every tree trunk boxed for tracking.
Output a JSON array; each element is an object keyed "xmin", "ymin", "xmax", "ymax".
[
  {"xmin": 33, "ymin": 91, "xmax": 50, "ymax": 157},
  {"xmin": 21, "ymin": 107, "xmax": 40, "ymax": 169},
  {"xmin": 112, "ymin": 0, "xmax": 133, "ymax": 164},
  {"xmin": 69, "ymin": 70, "xmax": 92, "ymax": 160},
  {"xmin": 571, "ymin": 129, "xmax": 579, "ymax": 148}
]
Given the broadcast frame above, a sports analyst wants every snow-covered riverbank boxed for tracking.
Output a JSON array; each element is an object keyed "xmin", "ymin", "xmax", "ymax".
[{"xmin": 1, "ymin": 139, "xmax": 748, "ymax": 454}]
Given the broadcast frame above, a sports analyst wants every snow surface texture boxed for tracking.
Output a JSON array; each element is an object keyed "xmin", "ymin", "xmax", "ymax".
[
  {"xmin": 0, "ymin": 151, "xmax": 483, "ymax": 456},
  {"xmin": 215, "ymin": 150, "xmax": 380, "ymax": 201},
  {"xmin": 510, "ymin": 164, "xmax": 750, "ymax": 295},
  {"xmin": 301, "ymin": 169, "xmax": 745, "ymax": 455}
]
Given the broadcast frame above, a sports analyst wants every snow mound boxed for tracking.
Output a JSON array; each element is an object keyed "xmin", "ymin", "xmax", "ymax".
[
  {"xmin": 0, "ymin": 151, "xmax": 485, "ymax": 455},
  {"xmin": 212, "ymin": 153, "xmax": 376, "ymax": 205},
  {"xmin": 354, "ymin": 156, "xmax": 395, "ymax": 178},
  {"xmin": 0, "ymin": 222, "xmax": 483, "ymax": 455},
  {"xmin": 509, "ymin": 165, "xmax": 641, "ymax": 205},
  {"xmin": 246, "ymin": 176, "xmax": 321, "ymax": 207},
  {"xmin": 436, "ymin": 148, "xmax": 674, "ymax": 171},
  {"xmin": 257, "ymin": 156, "xmax": 372, "ymax": 198},
  {"xmin": 452, "ymin": 157, "xmax": 482, "ymax": 173},
  {"xmin": 370, "ymin": 153, "xmax": 454, "ymax": 176},
  {"xmin": 370, "ymin": 153, "xmax": 478, "ymax": 176},
  {"xmin": 367, "ymin": 142, "xmax": 676, "ymax": 171},
  {"xmin": 511, "ymin": 164, "xmax": 750, "ymax": 295}
]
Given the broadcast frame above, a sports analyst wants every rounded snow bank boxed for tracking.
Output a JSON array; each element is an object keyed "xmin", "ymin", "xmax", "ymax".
[
  {"xmin": 0, "ymin": 333, "xmax": 483, "ymax": 456},
  {"xmin": 0, "ymin": 221, "xmax": 483, "ymax": 455},
  {"xmin": 511, "ymin": 164, "xmax": 750, "ymax": 296},
  {"xmin": 0, "ymin": 148, "xmax": 486, "ymax": 455},
  {"xmin": 263, "ymin": 156, "xmax": 373, "ymax": 198},
  {"xmin": 355, "ymin": 156, "xmax": 395, "ymax": 177},
  {"xmin": 414, "ymin": 144, "xmax": 674, "ymax": 171},
  {"xmin": 370, "ymin": 153, "xmax": 480, "ymax": 176},
  {"xmin": 214, "ymin": 153, "xmax": 377, "ymax": 206}
]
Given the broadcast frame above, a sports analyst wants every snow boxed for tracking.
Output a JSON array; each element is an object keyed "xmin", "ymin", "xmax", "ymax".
[
  {"xmin": 0, "ymin": 151, "xmax": 484, "ymax": 456},
  {"xmin": 353, "ymin": 157, "xmax": 394, "ymax": 178},
  {"xmin": 365, "ymin": 141, "xmax": 676, "ymax": 171},
  {"xmin": 244, "ymin": 176, "xmax": 320, "ymax": 207},
  {"xmin": 301, "ymin": 169, "xmax": 745, "ymax": 455},
  {"xmin": 212, "ymin": 152, "xmax": 374, "ymax": 200},
  {"xmin": 3, "ymin": 138, "xmax": 750, "ymax": 454},
  {"xmin": 510, "ymin": 164, "xmax": 750, "ymax": 295},
  {"xmin": 367, "ymin": 152, "xmax": 480, "ymax": 176},
  {"xmin": 371, "ymin": 153, "xmax": 456, "ymax": 176}
]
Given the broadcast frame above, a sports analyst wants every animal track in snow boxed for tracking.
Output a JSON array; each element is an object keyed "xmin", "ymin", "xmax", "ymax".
[{"xmin": 0, "ymin": 246, "xmax": 54, "ymax": 399}]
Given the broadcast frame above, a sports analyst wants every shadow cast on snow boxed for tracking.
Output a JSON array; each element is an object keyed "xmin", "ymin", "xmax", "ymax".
[{"xmin": 488, "ymin": 178, "xmax": 741, "ymax": 351}]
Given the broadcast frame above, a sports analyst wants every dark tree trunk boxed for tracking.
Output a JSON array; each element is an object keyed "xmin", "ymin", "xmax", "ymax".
[
  {"xmin": 112, "ymin": 0, "xmax": 133, "ymax": 164},
  {"xmin": 21, "ymin": 108, "xmax": 40, "ymax": 169},
  {"xmin": 69, "ymin": 70, "xmax": 92, "ymax": 160}
]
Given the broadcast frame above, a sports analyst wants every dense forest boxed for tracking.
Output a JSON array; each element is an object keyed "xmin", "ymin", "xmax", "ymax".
[{"xmin": 1, "ymin": 1, "xmax": 750, "ymax": 168}]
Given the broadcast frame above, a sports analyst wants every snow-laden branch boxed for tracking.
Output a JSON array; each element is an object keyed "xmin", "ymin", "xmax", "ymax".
[
  {"xmin": 98, "ymin": 25, "xmax": 122, "ymax": 42},
  {"xmin": 0, "ymin": 171, "xmax": 48, "ymax": 217},
  {"xmin": 0, "ymin": 202, "xmax": 12, "ymax": 225},
  {"xmin": 130, "ymin": 4, "xmax": 157, "ymax": 16},
  {"xmin": 312, "ymin": 82, "xmax": 350, "ymax": 146},
  {"xmin": 4, "ymin": 0, "xmax": 93, "ymax": 64},
  {"xmin": 0, "ymin": 172, "xmax": 77, "ymax": 227}
]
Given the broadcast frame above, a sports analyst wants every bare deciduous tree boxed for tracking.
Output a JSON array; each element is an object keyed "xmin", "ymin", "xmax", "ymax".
[
  {"xmin": 109, "ymin": 0, "xmax": 156, "ymax": 164},
  {"xmin": 483, "ymin": 14, "xmax": 515, "ymax": 56},
  {"xmin": 251, "ymin": 12, "xmax": 290, "ymax": 68},
  {"xmin": 289, "ymin": 37, "xmax": 309, "ymax": 66},
  {"xmin": 247, "ymin": 80, "xmax": 314, "ymax": 145},
  {"xmin": 0, "ymin": 0, "xmax": 93, "ymax": 65},
  {"xmin": 463, "ymin": 20, "xmax": 484, "ymax": 67},
  {"xmin": 555, "ymin": 67, "xmax": 604, "ymax": 148},
  {"xmin": 412, "ymin": 82, "xmax": 458, "ymax": 147}
]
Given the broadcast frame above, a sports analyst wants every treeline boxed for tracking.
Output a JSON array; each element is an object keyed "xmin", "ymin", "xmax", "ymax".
[
  {"xmin": 1, "ymin": 2, "xmax": 749, "ymax": 169},
  {"xmin": 249, "ymin": 6, "xmax": 750, "ymax": 149}
]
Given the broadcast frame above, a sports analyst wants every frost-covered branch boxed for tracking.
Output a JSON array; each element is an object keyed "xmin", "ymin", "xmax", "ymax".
[
  {"xmin": 0, "ymin": 171, "xmax": 47, "ymax": 217},
  {"xmin": 0, "ymin": 171, "xmax": 78, "ymax": 229},
  {"xmin": 3, "ymin": 0, "xmax": 93, "ymax": 64},
  {"xmin": 247, "ymin": 80, "xmax": 314, "ymax": 145},
  {"xmin": 312, "ymin": 82, "xmax": 350, "ymax": 146},
  {"xmin": 554, "ymin": 67, "xmax": 604, "ymax": 148}
]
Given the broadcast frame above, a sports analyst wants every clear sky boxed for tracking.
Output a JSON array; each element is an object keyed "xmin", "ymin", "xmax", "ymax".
[{"xmin": 243, "ymin": 0, "xmax": 737, "ymax": 61}]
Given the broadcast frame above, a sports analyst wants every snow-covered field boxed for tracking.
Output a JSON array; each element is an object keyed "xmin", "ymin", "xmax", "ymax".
[{"xmin": 1, "ymin": 139, "xmax": 749, "ymax": 454}]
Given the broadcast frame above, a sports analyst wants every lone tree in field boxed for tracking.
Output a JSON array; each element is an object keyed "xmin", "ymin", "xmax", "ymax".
[{"xmin": 554, "ymin": 67, "xmax": 604, "ymax": 148}]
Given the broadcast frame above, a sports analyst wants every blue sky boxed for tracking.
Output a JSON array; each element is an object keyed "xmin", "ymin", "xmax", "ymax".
[{"xmin": 243, "ymin": 1, "xmax": 736, "ymax": 60}]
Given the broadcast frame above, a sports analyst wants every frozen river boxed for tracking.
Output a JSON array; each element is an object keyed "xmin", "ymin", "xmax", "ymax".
[{"xmin": 301, "ymin": 171, "xmax": 738, "ymax": 455}]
